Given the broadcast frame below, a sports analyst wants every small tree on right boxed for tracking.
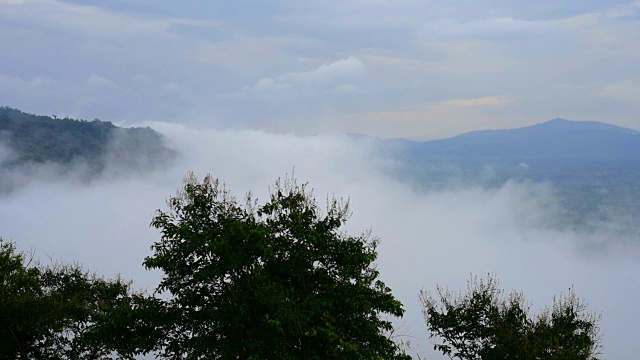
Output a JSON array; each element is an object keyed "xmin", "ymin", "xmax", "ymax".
[{"xmin": 419, "ymin": 274, "xmax": 602, "ymax": 360}]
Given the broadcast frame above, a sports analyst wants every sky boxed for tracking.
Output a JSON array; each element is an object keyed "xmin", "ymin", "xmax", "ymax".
[
  {"xmin": 2, "ymin": 1, "xmax": 640, "ymax": 359},
  {"xmin": 1, "ymin": 0, "xmax": 640, "ymax": 139}
]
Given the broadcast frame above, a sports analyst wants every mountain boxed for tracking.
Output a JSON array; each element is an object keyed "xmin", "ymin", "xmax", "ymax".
[
  {"xmin": 383, "ymin": 118, "xmax": 640, "ymax": 169},
  {"xmin": 0, "ymin": 106, "xmax": 176, "ymax": 191},
  {"xmin": 372, "ymin": 119, "xmax": 640, "ymax": 232}
]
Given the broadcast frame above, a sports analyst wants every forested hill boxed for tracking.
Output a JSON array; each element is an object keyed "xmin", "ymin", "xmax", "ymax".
[{"xmin": 0, "ymin": 106, "xmax": 175, "ymax": 178}]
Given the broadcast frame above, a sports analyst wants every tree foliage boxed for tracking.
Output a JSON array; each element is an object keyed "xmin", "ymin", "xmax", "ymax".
[
  {"xmin": 419, "ymin": 274, "xmax": 602, "ymax": 360},
  {"xmin": 144, "ymin": 173, "xmax": 411, "ymax": 359},
  {"xmin": 0, "ymin": 238, "xmax": 137, "ymax": 359}
]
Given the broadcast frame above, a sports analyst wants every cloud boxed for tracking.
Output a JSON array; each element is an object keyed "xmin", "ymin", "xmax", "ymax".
[
  {"xmin": 0, "ymin": 0, "xmax": 218, "ymax": 38},
  {"xmin": 421, "ymin": 17, "xmax": 555, "ymax": 39},
  {"xmin": 601, "ymin": 80, "xmax": 640, "ymax": 101},
  {"xmin": 605, "ymin": 1, "xmax": 640, "ymax": 18},
  {"xmin": 1, "ymin": 124, "xmax": 639, "ymax": 358},
  {"xmin": 275, "ymin": 1, "xmax": 431, "ymax": 30},
  {"xmin": 278, "ymin": 56, "xmax": 365, "ymax": 83},
  {"xmin": 0, "ymin": 0, "xmax": 169, "ymax": 36},
  {"xmin": 0, "ymin": 74, "xmax": 50, "ymax": 90},
  {"xmin": 0, "ymin": 143, "xmax": 15, "ymax": 164},
  {"xmin": 158, "ymin": 82, "xmax": 182, "ymax": 96},
  {"xmin": 86, "ymin": 74, "xmax": 118, "ymax": 89},
  {"xmin": 330, "ymin": 83, "xmax": 358, "ymax": 95},
  {"xmin": 439, "ymin": 96, "xmax": 514, "ymax": 108},
  {"xmin": 248, "ymin": 56, "xmax": 366, "ymax": 96},
  {"xmin": 556, "ymin": 7, "xmax": 640, "ymax": 51},
  {"xmin": 360, "ymin": 54, "xmax": 429, "ymax": 70}
]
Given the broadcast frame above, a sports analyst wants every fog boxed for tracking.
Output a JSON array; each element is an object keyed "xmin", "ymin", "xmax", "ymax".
[{"xmin": 1, "ymin": 124, "xmax": 639, "ymax": 359}]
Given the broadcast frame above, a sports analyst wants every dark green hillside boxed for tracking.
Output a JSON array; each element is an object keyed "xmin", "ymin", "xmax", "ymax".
[
  {"xmin": 0, "ymin": 107, "xmax": 176, "ymax": 187},
  {"xmin": 0, "ymin": 106, "xmax": 175, "ymax": 169}
]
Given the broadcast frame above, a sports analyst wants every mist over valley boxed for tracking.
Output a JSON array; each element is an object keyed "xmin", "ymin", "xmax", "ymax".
[{"xmin": 1, "ymin": 108, "xmax": 639, "ymax": 358}]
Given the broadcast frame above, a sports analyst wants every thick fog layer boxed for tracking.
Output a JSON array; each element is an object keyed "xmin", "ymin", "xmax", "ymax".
[{"xmin": 1, "ymin": 125, "xmax": 638, "ymax": 359}]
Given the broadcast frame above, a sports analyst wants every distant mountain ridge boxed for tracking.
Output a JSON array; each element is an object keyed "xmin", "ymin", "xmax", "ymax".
[
  {"xmin": 383, "ymin": 118, "xmax": 640, "ymax": 164},
  {"xmin": 369, "ymin": 118, "xmax": 640, "ymax": 232}
]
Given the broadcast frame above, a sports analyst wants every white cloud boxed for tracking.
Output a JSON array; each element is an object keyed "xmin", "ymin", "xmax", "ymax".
[
  {"xmin": 605, "ymin": 1, "xmax": 640, "ymax": 18},
  {"xmin": 0, "ymin": 74, "xmax": 49, "ymax": 90},
  {"xmin": 0, "ymin": 143, "xmax": 15, "ymax": 165},
  {"xmin": 159, "ymin": 82, "xmax": 183, "ymax": 96},
  {"xmin": 422, "ymin": 17, "xmax": 554, "ymax": 38},
  {"xmin": 279, "ymin": 56, "xmax": 365, "ymax": 84},
  {"xmin": 330, "ymin": 83, "xmax": 358, "ymax": 95},
  {"xmin": 0, "ymin": 0, "xmax": 216, "ymax": 38},
  {"xmin": 556, "ymin": 7, "xmax": 640, "ymax": 51},
  {"xmin": 235, "ymin": 56, "xmax": 366, "ymax": 100},
  {"xmin": 602, "ymin": 80, "xmax": 640, "ymax": 101},
  {"xmin": 86, "ymin": 74, "xmax": 118, "ymax": 89},
  {"xmin": 275, "ymin": 1, "xmax": 430, "ymax": 30},
  {"xmin": 439, "ymin": 96, "xmax": 514, "ymax": 108},
  {"xmin": 253, "ymin": 56, "xmax": 365, "ymax": 90},
  {"xmin": 253, "ymin": 77, "xmax": 291, "ymax": 91},
  {"xmin": 0, "ymin": 0, "xmax": 169, "ymax": 36}
]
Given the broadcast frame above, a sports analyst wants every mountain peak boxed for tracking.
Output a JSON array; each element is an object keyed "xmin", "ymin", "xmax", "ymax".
[
  {"xmin": 546, "ymin": 118, "xmax": 572, "ymax": 124},
  {"xmin": 532, "ymin": 118, "xmax": 637, "ymax": 133}
]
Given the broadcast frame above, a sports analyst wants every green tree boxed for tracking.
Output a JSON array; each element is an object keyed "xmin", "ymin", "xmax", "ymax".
[
  {"xmin": 0, "ymin": 239, "xmax": 41, "ymax": 359},
  {"xmin": 0, "ymin": 238, "xmax": 138, "ymax": 359},
  {"xmin": 419, "ymin": 274, "xmax": 602, "ymax": 360},
  {"xmin": 144, "ymin": 173, "xmax": 411, "ymax": 359}
]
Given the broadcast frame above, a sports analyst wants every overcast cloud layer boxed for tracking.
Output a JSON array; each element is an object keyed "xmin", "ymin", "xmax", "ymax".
[
  {"xmin": 1, "ymin": 0, "xmax": 640, "ymax": 139},
  {"xmin": 1, "ymin": 128, "xmax": 639, "ymax": 359}
]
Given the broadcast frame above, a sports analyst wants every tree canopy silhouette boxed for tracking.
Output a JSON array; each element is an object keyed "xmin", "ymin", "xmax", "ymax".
[
  {"xmin": 420, "ymin": 273, "xmax": 602, "ymax": 360},
  {"xmin": 143, "ymin": 173, "xmax": 411, "ymax": 359}
]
